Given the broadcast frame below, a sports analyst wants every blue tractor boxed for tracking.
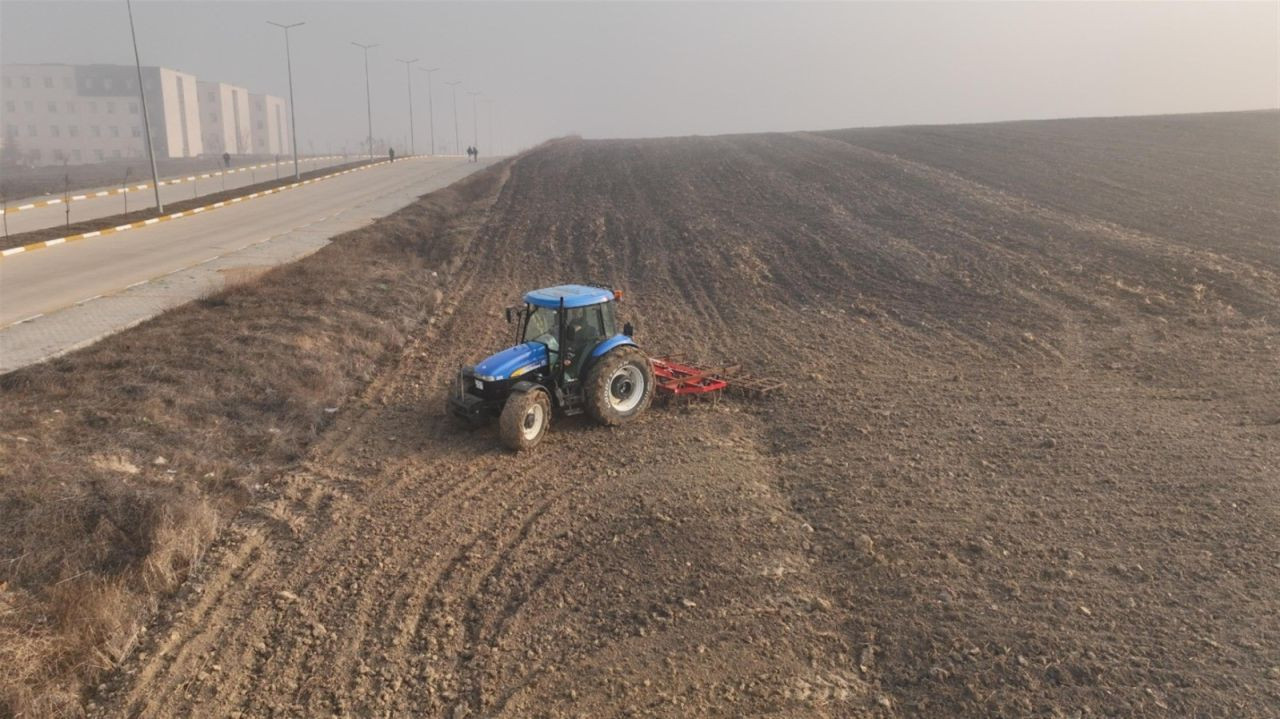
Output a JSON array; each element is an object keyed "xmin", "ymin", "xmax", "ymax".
[{"xmin": 447, "ymin": 284, "xmax": 656, "ymax": 450}]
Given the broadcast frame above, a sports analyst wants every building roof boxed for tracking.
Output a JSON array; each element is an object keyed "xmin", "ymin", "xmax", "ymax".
[{"xmin": 524, "ymin": 284, "xmax": 614, "ymax": 309}]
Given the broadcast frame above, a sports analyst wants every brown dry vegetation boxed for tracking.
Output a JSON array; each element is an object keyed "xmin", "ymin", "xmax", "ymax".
[{"xmin": 0, "ymin": 162, "xmax": 509, "ymax": 716}]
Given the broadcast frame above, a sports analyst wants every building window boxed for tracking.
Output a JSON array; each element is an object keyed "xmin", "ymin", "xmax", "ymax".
[
  {"xmin": 68, "ymin": 125, "xmax": 78, "ymax": 137},
  {"xmin": 63, "ymin": 77, "xmax": 72, "ymax": 89},
  {"xmin": 94, "ymin": 149, "xmax": 104, "ymax": 161},
  {"xmin": 48, "ymin": 101, "xmax": 57, "ymax": 113},
  {"xmin": 65, "ymin": 101, "xmax": 75, "ymax": 113},
  {"xmin": 22, "ymin": 76, "xmax": 31, "ymax": 88},
  {"xmin": 112, "ymin": 149, "xmax": 121, "ymax": 158},
  {"xmin": 109, "ymin": 126, "xmax": 119, "ymax": 137},
  {"xmin": 91, "ymin": 125, "xmax": 100, "ymax": 137},
  {"xmin": 5, "ymin": 124, "xmax": 16, "ymax": 138},
  {"xmin": 23, "ymin": 101, "xmax": 33, "ymax": 112},
  {"xmin": 49, "ymin": 125, "xmax": 60, "ymax": 137},
  {"xmin": 72, "ymin": 149, "xmax": 81, "ymax": 161},
  {"xmin": 2, "ymin": 77, "xmax": 10, "ymax": 88},
  {"xmin": 131, "ymin": 126, "xmax": 141, "ymax": 138},
  {"xmin": 106, "ymin": 101, "xmax": 115, "ymax": 114},
  {"xmin": 88, "ymin": 101, "xmax": 97, "ymax": 113},
  {"xmin": 54, "ymin": 149, "xmax": 65, "ymax": 161},
  {"xmin": 105, "ymin": 78, "xmax": 113, "ymax": 91},
  {"xmin": 43, "ymin": 76, "xmax": 53, "ymax": 88},
  {"xmin": 27, "ymin": 125, "xmax": 37, "ymax": 137},
  {"xmin": 32, "ymin": 149, "xmax": 41, "ymax": 160},
  {"xmin": 4, "ymin": 101, "xmax": 13, "ymax": 112},
  {"xmin": 208, "ymin": 91, "xmax": 215, "ymax": 102},
  {"xmin": 129, "ymin": 102, "xmax": 139, "ymax": 114}
]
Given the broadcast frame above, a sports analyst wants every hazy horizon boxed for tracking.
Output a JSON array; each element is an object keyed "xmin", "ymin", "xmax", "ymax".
[{"xmin": 2, "ymin": 1, "xmax": 1276, "ymax": 155}]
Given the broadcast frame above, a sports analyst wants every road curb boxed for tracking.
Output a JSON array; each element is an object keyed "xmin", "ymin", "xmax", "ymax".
[
  {"xmin": 0, "ymin": 157, "xmax": 430, "ymax": 260},
  {"xmin": 0, "ymin": 155, "xmax": 347, "ymax": 215}
]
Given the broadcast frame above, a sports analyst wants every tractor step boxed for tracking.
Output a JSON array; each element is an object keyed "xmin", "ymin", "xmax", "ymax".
[{"xmin": 649, "ymin": 356, "xmax": 783, "ymax": 398}]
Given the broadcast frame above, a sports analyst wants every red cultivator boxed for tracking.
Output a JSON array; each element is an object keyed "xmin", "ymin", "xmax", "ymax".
[{"xmin": 649, "ymin": 356, "xmax": 784, "ymax": 399}]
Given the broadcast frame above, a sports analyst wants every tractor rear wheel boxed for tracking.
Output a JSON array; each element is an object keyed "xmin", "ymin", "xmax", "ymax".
[
  {"xmin": 585, "ymin": 346, "xmax": 655, "ymax": 426},
  {"xmin": 499, "ymin": 389, "xmax": 551, "ymax": 451}
]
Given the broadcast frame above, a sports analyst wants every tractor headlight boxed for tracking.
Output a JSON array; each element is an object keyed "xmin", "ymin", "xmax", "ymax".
[{"xmin": 474, "ymin": 379, "xmax": 485, "ymax": 390}]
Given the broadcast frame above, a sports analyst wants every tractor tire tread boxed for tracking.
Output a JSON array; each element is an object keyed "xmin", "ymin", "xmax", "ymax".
[
  {"xmin": 499, "ymin": 389, "xmax": 550, "ymax": 451},
  {"xmin": 585, "ymin": 345, "xmax": 655, "ymax": 426}
]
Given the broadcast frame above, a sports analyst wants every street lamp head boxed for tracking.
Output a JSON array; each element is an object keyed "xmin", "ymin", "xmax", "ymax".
[
  {"xmin": 396, "ymin": 57, "xmax": 419, "ymax": 65},
  {"xmin": 268, "ymin": 21, "xmax": 305, "ymax": 29},
  {"xmin": 352, "ymin": 41, "xmax": 379, "ymax": 50}
]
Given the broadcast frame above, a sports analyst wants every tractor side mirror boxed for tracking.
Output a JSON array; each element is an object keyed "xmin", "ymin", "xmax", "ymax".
[
  {"xmin": 505, "ymin": 307, "xmax": 513, "ymax": 324},
  {"xmin": 623, "ymin": 322, "xmax": 634, "ymax": 338}
]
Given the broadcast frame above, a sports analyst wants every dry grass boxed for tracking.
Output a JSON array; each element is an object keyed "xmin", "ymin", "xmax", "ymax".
[{"xmin": 0, "ymin": 161, "xmax": 509, "ymax": 717}]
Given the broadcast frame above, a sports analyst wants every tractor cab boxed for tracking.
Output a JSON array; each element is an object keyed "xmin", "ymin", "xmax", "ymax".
[
  {"xmin": 507, "ymin": 285, "xmax": 633, "ymax": 385},
  {"xmin": 448, "ymin": 284, "xmax": 653, "ymax": 450}
]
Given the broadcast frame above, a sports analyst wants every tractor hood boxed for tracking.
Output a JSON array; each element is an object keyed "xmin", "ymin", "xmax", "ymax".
[{"xmin": 473, "ymin": 342, "xmax": 548, "ymax": 382}]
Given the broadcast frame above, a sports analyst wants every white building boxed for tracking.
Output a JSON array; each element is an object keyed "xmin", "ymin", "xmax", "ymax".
[
  {"xmin": 197, "ymin": 80, "xmax": 252, "ymax": 156},
  {"xmin": 249, "ymin": 93, "xmax": 289, "ymax": 156},
  {"xmin": 1, "ymin": 63, "xmax": 202, "ymax": 166}
]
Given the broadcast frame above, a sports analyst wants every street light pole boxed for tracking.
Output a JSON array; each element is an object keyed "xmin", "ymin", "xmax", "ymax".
[
  {"xmin": 469, "ymin": 91, "xmax": 481, "ymax": 155},
  {"xmin": 420, "ymin": 67, "xmax": 439, "ymax": 155},
  {"xmin": 395, "ymin": 57, "xmax": 418, "ymax": 156},
  {"xmin": 351, "ymin": 41, "xmax": 378, "ymax": 159},
  {"xmin": 268, "ymin": 20, "xmax": 304, "ymax": 180},
  {"xmin": 445, "ymin": 81, "xmax": 462, "ymax": 155},
  {"xmin": 125, "ymin": 0, "xmax": 163, "ymax": 214}
]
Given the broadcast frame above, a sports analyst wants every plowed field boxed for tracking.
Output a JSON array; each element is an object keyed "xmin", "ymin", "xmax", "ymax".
[{"xmin": 93, "ymin": 111, "xmax": 1278, "ymax": 717}]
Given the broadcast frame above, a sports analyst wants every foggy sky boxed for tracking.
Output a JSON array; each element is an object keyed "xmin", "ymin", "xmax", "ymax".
[{"xmin": 2, "ymin": 1, "xmax": 1277, "ymax": 155}]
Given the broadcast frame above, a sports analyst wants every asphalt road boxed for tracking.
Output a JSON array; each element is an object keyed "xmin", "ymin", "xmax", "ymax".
[
  {"xmin": 2, "ymin": 155, "xmax": 357, "ymax": 235},
  {"xmin": 0, "ymin": 156, "xmax": 491, "ymax": 370}
]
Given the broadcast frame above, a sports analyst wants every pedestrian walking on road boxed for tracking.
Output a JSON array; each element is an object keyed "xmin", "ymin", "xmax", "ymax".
[
  {"xmin": 389, "ymin": 147, "xmax": 396, "ymax": 163},
  {"xmin": 222, "ymin": 151, "xmax": 231, "ymax": 168}
]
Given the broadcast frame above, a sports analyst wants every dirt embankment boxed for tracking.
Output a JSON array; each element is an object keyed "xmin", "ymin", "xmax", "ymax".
[
  {"xmin": 6, "ymin": 111, "xmax": 1280, "ymax": 718},
  {"xmin": 0, "ymin": 161, "xmax": 510, "ymax": 716}
]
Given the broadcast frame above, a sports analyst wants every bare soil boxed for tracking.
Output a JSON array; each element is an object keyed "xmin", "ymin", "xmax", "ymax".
[
  {"xmin": 4, "ymin": 110, "xmax": 1278, "ymax": 717},
  {"xmin": 0, "ymin": 159, "xmax": 376, "ymax": 252}
]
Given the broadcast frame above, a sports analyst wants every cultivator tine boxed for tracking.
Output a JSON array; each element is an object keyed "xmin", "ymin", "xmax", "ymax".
[{"xmin": 649, "ymin": 356, "xmax": 782, "ymax": 399}]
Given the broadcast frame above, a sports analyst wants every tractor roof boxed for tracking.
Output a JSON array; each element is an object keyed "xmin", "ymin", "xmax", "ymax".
[{"xmin": 524, "ymin": 284, "xmax": 614, "ymax": 309}]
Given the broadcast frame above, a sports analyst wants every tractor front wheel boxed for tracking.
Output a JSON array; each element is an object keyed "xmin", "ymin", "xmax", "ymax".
[
  {"xmin": 586, "ymin": 346, "xmax": 655, "ymax": 426},
  {"xmin": 499, "ymin": 389, "xmax": 551, "ymax": 451}
]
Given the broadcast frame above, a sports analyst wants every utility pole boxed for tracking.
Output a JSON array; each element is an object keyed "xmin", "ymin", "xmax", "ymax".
[
  {"xmin": 469, "ymin": 91, "xmax": 481, "ymax": 155},
  {"xmin": 351, "ymin": 41, "xmax": 378, "ymax": 159},
  {"xmin": 268, "ymin": 20, "xmax": 304, "ymax": 180},
  {"xmin": 395, "ymin": 57, "xmax": 418, "ymax": 156},
  {"xmin": 125, "ymin": 0, "xmax": 163, "ymax": 214},
  {"xmin": 445, "ymin": 80, "xmax": 461, "ymax": 155},
  {"xmin": 420, "ymin": 67, "xmax": 439, "ymax": 155}
]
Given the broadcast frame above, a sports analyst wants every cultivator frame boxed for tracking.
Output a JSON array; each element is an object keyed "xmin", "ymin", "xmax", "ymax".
[{"xmin": 649, "ymin": 355, "xmax": 784, "ymax": 399}]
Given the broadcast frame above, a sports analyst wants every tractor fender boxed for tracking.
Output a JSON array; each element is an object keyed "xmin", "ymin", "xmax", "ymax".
[
  {"xmin": 583, "ymin": 334, "xmax": 638, "ymax": 377},
  {"xmin": 589, "ymin": 334, "xmax": 637, "ymax": 360},
  {"xmin": 510, "ymin": 380, "xmax": 546, "ymax": 396}
]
